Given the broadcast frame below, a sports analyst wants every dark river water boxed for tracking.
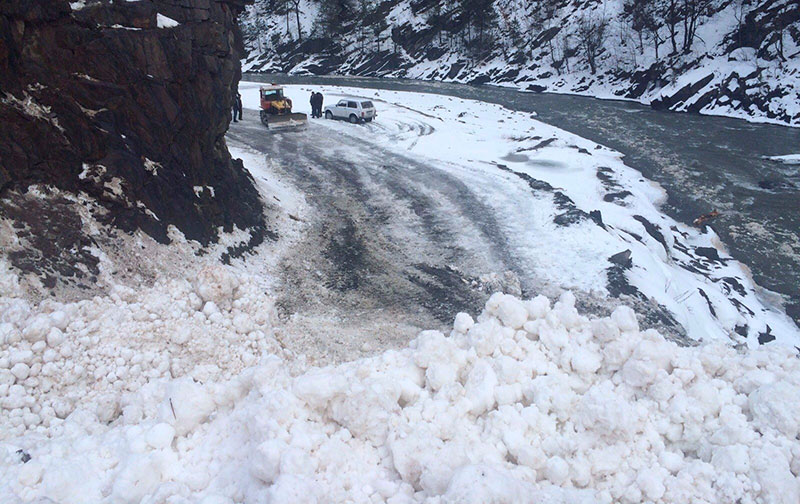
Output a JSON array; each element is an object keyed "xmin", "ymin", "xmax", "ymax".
[{"xmin": 244, "ymin": 73, "xmax": 800, "ymax": 326}]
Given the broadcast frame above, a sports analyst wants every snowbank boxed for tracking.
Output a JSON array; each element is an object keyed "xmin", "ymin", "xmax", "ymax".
[
  {"xmin": 0, "ymin": 259, "xmax": 281, "ymax": 439},
  {"xmin": 2, "ymin": 291, "xmax": 799, "ymax": 503}
]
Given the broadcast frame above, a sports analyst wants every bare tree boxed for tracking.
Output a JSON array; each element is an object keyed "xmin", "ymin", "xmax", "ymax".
[
  {"xmin": 289, "ymin": 0, "xmax": 303, "ymax": 41},
  {"xmin": 682, "ymin": 0, "xmax": 711, "ymax": 53},
  {"xmin": 576, "ymin": 14, "xmax": 608, "ymax": 74},
  {"xmin": 643, "ymin": 0, "xmax": 664, "ymax": 61},
  {"xmin": 732, "ymin": 0, "xmax": 749, "ymax": 49},
  {"xmin": 372, "ymin": 12, "xmax": 388, "ymax": 52},
  {"xmin": 665, "ymin": 0, "xmax": 679, "ymax": 54},
  {"xmin": 626, "ymin": 0, "xmax": 647, "ymax": 55}
]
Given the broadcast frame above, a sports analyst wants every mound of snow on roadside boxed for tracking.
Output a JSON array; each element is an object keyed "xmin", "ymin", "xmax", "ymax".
[
  {"xmin": 0, "ymin": 258, "xmax": 281, "ymax": 439},
  {"xmin": 2, "ymin": 289, "xmax": 799, "ymax": 503}
]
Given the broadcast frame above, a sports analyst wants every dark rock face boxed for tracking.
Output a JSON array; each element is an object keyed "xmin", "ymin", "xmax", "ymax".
[{"xmin": 0, "ymin": 0, "xmax": 263, "ymax": 288}]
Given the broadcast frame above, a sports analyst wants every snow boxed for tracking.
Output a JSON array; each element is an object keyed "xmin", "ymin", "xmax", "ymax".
[
  {"xmin": 2, "ymin": 84, "xmax": 799, "ymax": 502},
  {"xmin": 156, "ymin": 13, "xmax": 179, "ymax": 29},
  {"xmin": 0, "ymin": 261, "xmax": 283, "ymax": 439},
  {"xmin": 2, "ymin": 92, "xmax": 64, "ymax": 133},
  {"xmin": 2, "ymin": 289, "xmax": 800, "ymax": 503},
  {"xmin": 238, "ymin": 83, "xmax": 799, "ymax": 347},
  {"xmin": 767, "ymin": 154, "xmax": 800, "ymax": 165},
  {"xmin": 242, "ymin": 0, "xmax": 800, "ymax": 127}
]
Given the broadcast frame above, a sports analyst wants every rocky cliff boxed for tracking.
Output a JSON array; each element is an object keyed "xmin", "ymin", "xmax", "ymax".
[
  {"xmin": 0, "ymin": 0, "xmax": 264, "ymax": 294},
  {"xmin": 241, "ymin": 0, "xmax": 799, "ymax": 126}
]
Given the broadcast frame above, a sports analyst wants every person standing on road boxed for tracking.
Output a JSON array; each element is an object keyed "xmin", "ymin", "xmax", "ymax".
[
  {"xmin": 317, "ymin": 92, "xmax": 324, "ymax": 117},
  {"xmin": 232, "ymin": 92, "xmax": 242, "ymax": 122},
  {"xmin": 309, "ymin": 92, "xmax": 315, "ymax": 118}
]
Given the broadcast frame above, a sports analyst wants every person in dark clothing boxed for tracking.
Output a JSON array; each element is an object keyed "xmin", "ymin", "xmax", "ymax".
[
  {"xmin": 232, "ymin": 92, "xmax": 242, "ymax": 122},
  {"xmin": 310, "ymin": 92, "xmax": 325, "ymax": 118}
]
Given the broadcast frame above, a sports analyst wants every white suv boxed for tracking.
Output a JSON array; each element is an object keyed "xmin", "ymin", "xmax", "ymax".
[{"xmin": 324, "ymin": 99, "xmax": 377, "ymax": 123}]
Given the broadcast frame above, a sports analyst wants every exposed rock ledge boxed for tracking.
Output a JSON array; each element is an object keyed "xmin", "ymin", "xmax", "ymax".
[{"xmin": 0, "ymin": 0, "xmax": 265, "ymax": 295}]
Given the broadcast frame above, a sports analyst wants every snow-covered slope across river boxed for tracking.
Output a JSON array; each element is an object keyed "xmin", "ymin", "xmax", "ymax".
[
  {"xmin": 241, "ymin": 83, "xmax": 799, "ymax": 347},
  {"xmin": 241, "ymin": 0, "xmax": 800, "ymax": 126}
]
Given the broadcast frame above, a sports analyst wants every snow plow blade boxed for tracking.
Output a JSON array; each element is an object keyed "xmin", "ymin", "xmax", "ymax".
[{"xmin": 262, "ymin": 112, "xmax": 308, "ymax": 132}]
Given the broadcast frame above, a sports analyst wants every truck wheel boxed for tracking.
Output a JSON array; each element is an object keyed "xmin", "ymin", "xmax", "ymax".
[
  {"xmin": 349, "ymin": 114, "xmax": 358, "ymax": 124},
  {"xmin": 325, "ymin": 110, "xmax": 333, "ymax": 119},
  {"xmin": 260, "ymin": 110, "xmax": 269, "ymax": 127}
]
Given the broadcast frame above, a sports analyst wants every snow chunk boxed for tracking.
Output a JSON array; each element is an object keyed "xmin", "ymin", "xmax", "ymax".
[
  {"xmin": 749, "ymin": 382, "xmax": 800, "ymax": 437},
  {"xmin": 192, "ymin": 265, "xmax": 240, "ymax": 310},
  {"xmin": 156, "ymin": 13, "xmax": 179, "ymax": 28}
]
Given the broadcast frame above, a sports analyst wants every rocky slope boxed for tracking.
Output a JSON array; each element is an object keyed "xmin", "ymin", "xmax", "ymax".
[
  {"xmin": 241, "ymin": 0, "xmax": 800, "ymax": 126},
  {"xmin": 0, "ymin": 0, "xmax": 264, "ymax": 297}
]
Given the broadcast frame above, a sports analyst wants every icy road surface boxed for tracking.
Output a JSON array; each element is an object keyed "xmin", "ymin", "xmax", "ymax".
[{"xmin": 228, "ymin": 83, "xmax": 799, "ymax": 349}]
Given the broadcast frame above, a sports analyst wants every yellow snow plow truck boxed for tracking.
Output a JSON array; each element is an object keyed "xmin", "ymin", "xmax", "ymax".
[{"xmin": 259, "ymin": 84, "xmax": 307, "ymax": 131}]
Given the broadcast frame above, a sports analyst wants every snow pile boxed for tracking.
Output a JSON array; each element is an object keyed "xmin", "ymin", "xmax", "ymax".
[
  {"xmin": 2, "ymin": 291, "xmax": 799, "ymax": 503},
  {"xmin": 0, "ymin": 262, "xmax": 280, "ymax": 439}
]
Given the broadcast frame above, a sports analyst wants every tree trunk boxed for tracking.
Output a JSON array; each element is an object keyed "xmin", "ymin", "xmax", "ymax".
[
  {"xmin": 668, "ymin": 0, "xmax": 677, "ymax": 54},
  {"xmin": 654, "ymin": 34, "xmax": 660, "ymax": 61},
  {"xmin": 295, "ymin": 3, "xmax": 302, "ymax": 42}
]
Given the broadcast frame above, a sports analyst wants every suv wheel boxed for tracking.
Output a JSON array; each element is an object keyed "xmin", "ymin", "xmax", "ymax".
[
  {"xmin": 325, "ymin": 110, "xmax": 333, "ymax": 119},
  {"xmin": 349, "ymin": 114, "xmax": 358, "ymax": 124}
]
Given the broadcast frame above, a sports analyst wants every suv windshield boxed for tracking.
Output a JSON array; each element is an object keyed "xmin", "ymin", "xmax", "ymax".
[{"xmin": 361, "ymin": 101, "xmax": 374, "ymax": 109}]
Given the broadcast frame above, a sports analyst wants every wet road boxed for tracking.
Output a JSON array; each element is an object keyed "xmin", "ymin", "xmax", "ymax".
[{"xmin": 245, "ymin": 73, "xmax": 800, "ymax": 326}]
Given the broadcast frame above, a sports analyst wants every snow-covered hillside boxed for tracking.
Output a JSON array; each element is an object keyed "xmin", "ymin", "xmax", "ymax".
[{"xmin": 241, "ymin": 0, "xmax": 800, "ymax": 126}]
